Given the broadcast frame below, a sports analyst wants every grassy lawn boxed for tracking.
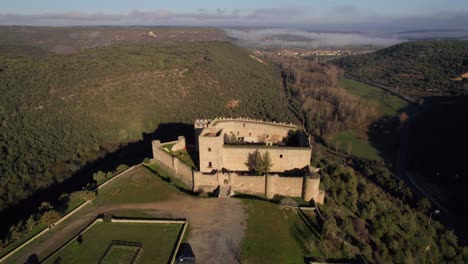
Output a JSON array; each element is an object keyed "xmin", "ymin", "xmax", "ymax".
[
  {"xmin": 145, "ymin": 164, "xmax": 193, "ymax": 192},
  {"xmin": 94, "ymin": 166, "xmax": 176, "ymax": 205},
  {"xmin": 101, "ymin": 246, "xmax": 138, "ymax": 264},
  {"xmin": 240, "ymin": 198, "xmax": 323, "ymax": 264},
  {"xmin": 43, "ymin": 222, "xmax": 182, "ymax": 264},
  {"xmin": 326, "ymin": 130, "xmax": 382, "ymax": 161}
]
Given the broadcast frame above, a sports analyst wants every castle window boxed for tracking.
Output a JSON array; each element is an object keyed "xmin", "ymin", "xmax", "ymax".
[
  {"xmin": 280, "ymin": 154, "xmax": 283, "ymax": 158},
  {"xmin": 267, "ymin": 134, "xmax": 269, "ymax": 138},
  {"xmin": 237, "ymin": 131, "xmax": 239, "ymax": 135},
  {"xmin": 208, "ymin": 162, "xmax": 212, "ymax": 168},
  {"xmin": 243, "ymin": 123, "xmax": 245, "ymax": 127},
  {"xmin": 249, "ymin": 132, "xmax": 252, "ymax": 136},
  {"xmin": 208, "ymin": 148, "xmax": 212, "ymax": 152}
]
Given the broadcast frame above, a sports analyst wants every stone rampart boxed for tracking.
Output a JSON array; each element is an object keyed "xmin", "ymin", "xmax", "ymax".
[
  {"xmin": 192, "ymin": 171, "xmax": 218, "ymax": 192},
  {"xmin": 173, "ymin": 158, "xmax": 193, "ymax": 188},
  {"xmin": 191, "ymin": 170, "xmax": 323, "ymax": 204},
  {"xmin": 266, "ymin": 174, "xmax": 304, "ymax": 198},
  {"xmin": 152, "ymin": 139, "xmax": 193, "ymax": 189},
  {"xmin": 152, "ymin": 141, "xmax": 174, "ymax": 169},
  {"xmin": 230, "ymin": 173, "xmax": 266, "ymax": 194}
]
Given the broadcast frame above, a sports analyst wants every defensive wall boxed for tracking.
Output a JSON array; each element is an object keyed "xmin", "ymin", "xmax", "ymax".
[
  {"xmin": 192, "ymin": 170, "xmax": 324, "ymax": 204},
  {"xmin": 152, "ymin": 137, "xmax": 193, "ymax": 188},
  {"xmin": 151, "ymin": 127, "xmax": 325, "ymax": 204}
]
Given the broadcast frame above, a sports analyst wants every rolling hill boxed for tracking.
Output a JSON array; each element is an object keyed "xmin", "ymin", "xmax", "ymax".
[
  {"xmin": 0, "ymin": 41, "xmax": 293, "ymax": 211},
  {"xmin": 0, "ymin": 26, "xmax": 229, "ymax": 54},
  {"xmin": 334, "ymin": 40, "xmax": 468, "ymax": 98}
]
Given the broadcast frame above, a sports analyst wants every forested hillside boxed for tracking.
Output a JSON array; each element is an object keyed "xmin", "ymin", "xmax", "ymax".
[
  {"xmin": 0, "ymin": 26, "xmax": 228, "ymax": 54},
  {"xmin": 334, "ymin": 40, "xmax": 468, "ymax": 97},
  {"xmin": 0, "ymin": 42, "xmax": 293, "ymax": 211}
]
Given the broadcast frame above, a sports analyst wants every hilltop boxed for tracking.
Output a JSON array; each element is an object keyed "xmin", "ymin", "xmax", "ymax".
[
  {"xmin": 333, "ymin": 40, "xmax": 468, "ymax": 98},
  {"xmin": 0, "ymin": 41, "xmax": 293, "ymax": 211},
  {"xmin": 0, "ymin": 26, "xmax": 229, "ymax": 54}
]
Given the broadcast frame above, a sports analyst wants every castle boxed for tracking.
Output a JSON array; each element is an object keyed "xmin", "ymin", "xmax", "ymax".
[{"xmin": 151, "ymin": 117, "xmax": 325, "ymax": 204}]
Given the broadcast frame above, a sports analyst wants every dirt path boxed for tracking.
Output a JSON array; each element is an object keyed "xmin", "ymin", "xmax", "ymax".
[{"xmin": 15, "ymin": 194, "xmax": 246, "ymax": 264}]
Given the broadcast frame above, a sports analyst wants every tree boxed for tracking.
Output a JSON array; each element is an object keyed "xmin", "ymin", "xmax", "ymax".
[
  {"xmin": 38, "ymin": 202, "xmax": 53, "ymax": 213},
  {"xmin": 254, "ymin": 151, "xmax": 264, "ymax": 175},
  {"xmin": 40, "ymin": 210, "xmax": 60, "ymax": 226},
  {"xmin": 26, "ymin": 215, "xmax": 36, "ymax": 231},
  {"xmin": 262, "ymin": 151, "xmax": 273, "ymax": 174},
  {"xmin": 93, "ymin": 171, "xmax": 106, "ymax": 183},
  {"xmin": 399, "ymin": 112, "xmax": 409, "ymax": 127},
  {"xmin": 417, "ymin": 198, "xmax": 431, "ymax": 213},
  {"xmin": 246, "ymin": 150, "xmax": 273, "ymax": 175},
  {"xmin": 57, "ymin": 193, "xmax": 70, "ymax": 213}
]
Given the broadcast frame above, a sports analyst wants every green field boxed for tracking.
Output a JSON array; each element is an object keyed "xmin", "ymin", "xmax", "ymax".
[
  {"xmin": 326, "ymin": 78, "xmax": 408, "ymax": 160},
  {"xmin": 43, "ymin": 222, "xmax": 182, "ymax": 264},
  {"xmin": 94, "ymin": 166, "xmax": 176, "ymax": 205},
  {"xmin": 338, "ymin": 78, "xmax": 407, "ymax": 117},
  {"xmin": 240, "ymin": 199, "xmax": 324, "ymax": 263},
  {"xmin": 326, "ymin": 130, "xmax": 381, "ymax": 160}
]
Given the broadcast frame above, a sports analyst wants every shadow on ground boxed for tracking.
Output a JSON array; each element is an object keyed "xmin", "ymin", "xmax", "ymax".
[{"xmin": 0, "ymin": 122, "xmax": 197, "ymax": 240}]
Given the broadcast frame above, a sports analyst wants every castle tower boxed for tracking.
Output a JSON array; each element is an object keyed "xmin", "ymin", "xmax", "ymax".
[{"xmin": 303, "ymin": 174, "xmax": 323, "ymax": 204}]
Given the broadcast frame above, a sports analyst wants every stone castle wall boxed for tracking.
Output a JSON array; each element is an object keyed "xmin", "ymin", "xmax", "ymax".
[
  {"xmin": 197, "ymin": 117, "xmax": 311, "ymax": 173},
  {"xmin": 191, "ymin": 171, "xmax": 323, "ymax": 204},
  {"xmin": 221, "ymin": 146, "xmax": 311, "ymax": 172},
  {"xmin": 209, "ymin": 118, "xmax": 296, "ymax": 143},
  {"xmin": 152, "ymin": 138, "xmax": 193, "ymax": 188},
  {"xmin": 151, "ymin": 117, "xmax": 325, "ymax": 204},
  {"xmin": 230, "ymin": 173, "xmax": 267, "ymax": 194},
  {"xmin": 266, "ymin": 174, "xmax": 304, "ymax": 198}
]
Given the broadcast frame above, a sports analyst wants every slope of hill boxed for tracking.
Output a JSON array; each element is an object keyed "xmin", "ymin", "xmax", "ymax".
[
  {"xmin": 0, "ymin": 26, "xmax": 229, "ymax": 54},
  {"xmin": 334, "ymin": 40, "xmax": 468, "ymax": 98},
  {"xmin": 0, "ymin": 41, "xmax": 293, "ymax": 211},
  {"xmin": 408, "ymin": 96, "xmax": 468, "ymax": 228}
]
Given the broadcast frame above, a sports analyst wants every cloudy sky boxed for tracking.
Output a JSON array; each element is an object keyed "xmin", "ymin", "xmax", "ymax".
[{"xmin": 1, "ymin": 0, "xmax": 468, "ymax": 31}]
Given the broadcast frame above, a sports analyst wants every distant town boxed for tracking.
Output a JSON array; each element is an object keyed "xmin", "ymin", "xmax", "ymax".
[{"xmin": 253, "ymin": 47, "xmax": 378, "ymax": 58}]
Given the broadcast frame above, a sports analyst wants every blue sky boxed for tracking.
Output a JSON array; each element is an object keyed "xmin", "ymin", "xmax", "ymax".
[
  {"xmin": 2, "ymin": 0, "xmax": 467, "ymax": 15},
  {"xmin": 1, "ymin": 0, "xmax": 467, "ymax": 29}
]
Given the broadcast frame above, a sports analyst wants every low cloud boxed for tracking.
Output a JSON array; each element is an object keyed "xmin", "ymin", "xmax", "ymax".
[
  {"xmin": 224, "ymin": 28, "xmax": 405, "ymax": 48},
  {"xmin": 0, "ymin": 8, "xmax": 467, "ymax": 33}
]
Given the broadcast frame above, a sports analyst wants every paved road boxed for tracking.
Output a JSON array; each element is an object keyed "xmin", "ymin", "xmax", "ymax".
[{"xmin": 13, "ymin": 187, "xmax": 246, "ymax": 264}]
